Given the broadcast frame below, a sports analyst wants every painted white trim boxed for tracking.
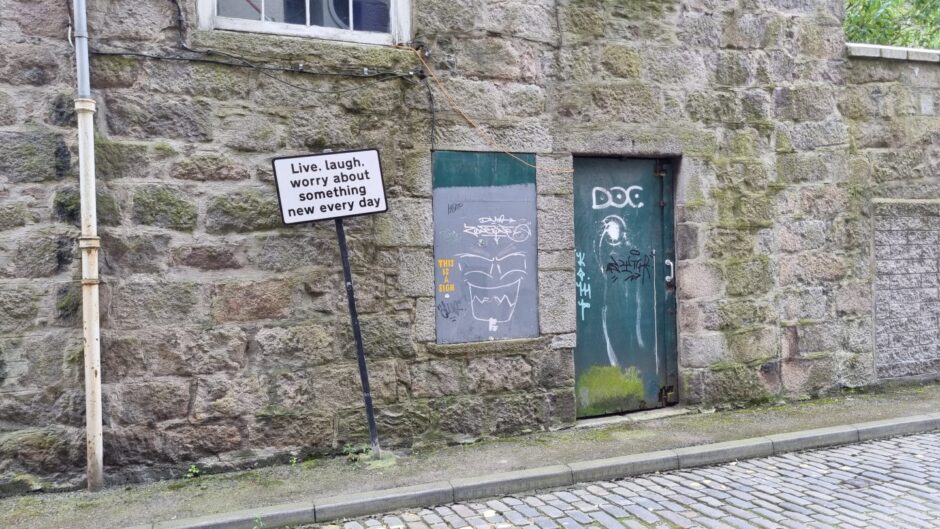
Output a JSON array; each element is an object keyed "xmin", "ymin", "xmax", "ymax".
[
  {"xmin": 196, "ymin": 0, "xmax": 410, "ymax": 46},
  {"xmin": 198, "ymin": 0, "xmax": 214, "ymax": 30}
]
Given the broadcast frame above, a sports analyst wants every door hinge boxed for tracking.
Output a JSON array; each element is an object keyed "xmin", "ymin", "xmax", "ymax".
[{"xmin": 658, "ymin": 385, "xmax": 676, "ymax": 407}]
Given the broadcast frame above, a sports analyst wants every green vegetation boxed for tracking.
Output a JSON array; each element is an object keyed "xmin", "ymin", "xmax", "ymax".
[{"xmin": 845, "ymin": 0, "xmax": 940, "ymax": 49}]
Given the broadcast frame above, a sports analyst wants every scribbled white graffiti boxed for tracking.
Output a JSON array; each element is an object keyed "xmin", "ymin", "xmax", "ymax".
[
  {"xmin": 463, "ymin": 215, "xmax": 532, "ymax": 244},
  {"xmin": 456, "ymin": 252, "xmax": 528, "ymax": 332},
  {"xmin": 576, "ymin": 251, "xmax": 591, "ymax": 321},
  {"xmin": 600, "ymin": 215, "xmax": 629, "ymax": 248},
  {"xmin": 592, "ymin": 186, "xmax": 644, "ymax": 209}
]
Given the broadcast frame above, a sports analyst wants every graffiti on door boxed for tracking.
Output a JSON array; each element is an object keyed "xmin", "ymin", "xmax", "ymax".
[{"xmin": 574, "ymin": 157, "xmax": 677, "ymax": 417}]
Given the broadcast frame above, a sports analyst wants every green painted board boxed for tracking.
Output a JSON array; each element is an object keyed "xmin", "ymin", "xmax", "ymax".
[{"xmin": 573, "ymin": 157, "xmax": 678, "ymax": 417}]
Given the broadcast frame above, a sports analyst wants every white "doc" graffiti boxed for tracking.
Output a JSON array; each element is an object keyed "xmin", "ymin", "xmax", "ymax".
[{"xmin": 592, "ymin": 186, "xmax": 644, "ymax": 210}]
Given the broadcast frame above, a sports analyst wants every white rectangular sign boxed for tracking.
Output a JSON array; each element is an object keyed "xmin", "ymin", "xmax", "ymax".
[{"xmin": 272, "ymin": 149, "xmax": 387, "ymax": 224}]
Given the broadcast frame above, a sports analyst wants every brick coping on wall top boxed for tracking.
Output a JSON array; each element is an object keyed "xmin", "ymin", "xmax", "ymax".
[{"xmin": 847, "ymin": 42, "xmax": 940, "ymax": 63}]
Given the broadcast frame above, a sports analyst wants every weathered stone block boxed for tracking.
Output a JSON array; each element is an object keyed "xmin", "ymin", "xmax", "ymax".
[
  {"xmin": 680, "ymin": 333, "xmax": 728, "ymax": 368},
  {"xmin": 53, "ymin": 188, "xmax": 122, "ymax": 227},
  {"xmin": 486, "ymin": 393, "xmax": 545, "ymax": 435},
  {"xmin": 677, "ymin": 262, "xmax": 723, "ymax": 299},
  {"xmin": 431, "ymin": 396, "xmax": 486, "ymax": 442},
  {"xmin": 700, "ymin": 363, "xmax": 776, "ymax": 404},
  {"xmin": 251, "ymin": 234, "xmax": 337, "ymax": 272},
  {"xmin": 374, "ymin": 198, "xmax": 432, "ymax": 247},
  {"xmin": 171, "ymin": 154, "xmax": 250, "ymax": 181},
  {"xmin": 0, "ymin": 202, "xmax": 36, "ymax": 232},
  {"xmin": 10, "ymin": 228, "xmax": 75, "ymax": 278},
  {"xmin": 399, "ymin": 248, "xmax": 434, "ymax": 297},
  {"xmin": 414, "ymin": 297, "xmax": 436, "ymax": 343},
  {"xmin": 110, "ymin": 279, "xmax": 200, "ymax": 327},
  {"xmin": 210, "ymin": 280, "xmax": 293, "ymax": 323},
  {"xmin": 776, "ymin": 220, "xmax": 829, "ymax": 253},
  {"xmin": 314, "ymin": 361, "xmax": 402, "ymax": 410},
  {"xmin": 539, "ymin": 269, "xmax": 575, "ymax": 334},
  {"xmin": 781, "ymin": 356, "xmax": 836, "ymax": 396},
  {"xmin": 192, "ymin": 374, "xmax": 264, "ymax": 420},
  {"xmin": 530, "ymin": 349, "xmax": 574, "ymax": 388},
  {"xmin": 835, "ymin": 282, "xmax": 872, "ymax": 316},
  {"xmin": 715, "ymin": 51, "xmax": 753, "ymax": 86},
  {"xmin": 777, "ymin": 287, "xmax": 829, "ymax": 321},
  {"xmin": 774, "ymin": 85, "xmax": 836, "ymax": 122},
  {"xmin": 206, "ymin": 189, "xmax": 281, "ymax": 233},
  {"xmin": 778, "ymin": 253, "xmax": 848, "ymax": 286},
  {"xmin": 132, "ymin": 186, "xmax": 197, "ymax": 231},
  {"xmin": 467, "ymin": 355, "xmax": 534, "ymax": 393},
  {"xmin": 409, "ymin": 360, "xmax": 465, "ymax": 398},
  {"xmin": 0, "ymin": 44, "xmax": 61, "ymax": 86},
  {"xmin": 0, "ymin": 283, "xmax": 41, "ymax": 333},
  {"xmin": 110, "ymin": 379, "xmax": 191, "ymax": 425},
  {"xmin": 95, "ymin": 136, "xmax": 148, "ymax": 180},
  {"xmin": 249, "ymin": 413, "xmax": 333, "ymax": 449},
  {"xmin": 105, "ymin": 93, "xmax": 211, "ymax": 141},
  {"xmin": 100, "ymin": 231, "xmax": 170, "ymax": 274},
  {"xmin": 172, "ymin": 244, "xmax": 242, "ymax": 270},
  {"xmin": 676, "ymin": 222, "xmax": 700, "ymax": 261},
  {"xmin": 0, "ymin": 428, "xmax": 82, "ymax": 474},
  {"xmin": 538, "ymin": 195, "xmax": 574, "ymax": 250},
  {"xmin": 0, "ymin": 129, "xmax": 69, "ymax": 183},
  {"xmin": 340, "ymin": 312, "xmax": 417, "ymax": 359},
  {"xmin": 335, "ymin": 402, "xmax": 431, "ymax": 447},
  {"xmin": 727, "ymin": 327, "xmax": 779, "ymax": 364},
  {"xmin": 600, "ymin": 45, "xmax": 640, "ymax": 78},
  {"xmin": 253, "ymin": 323, "xmax": 338, "ymax": 368},
  {"xmin": 723, "ymin": 257, "xmax": 772, "ymax": 297},
  {"xmin": 161, "ymin": 422, "xmax": 244, "ymax": 460},
  {"xmin": 221, "ymin": 115, "xmax": 284, "ymax": 152}
]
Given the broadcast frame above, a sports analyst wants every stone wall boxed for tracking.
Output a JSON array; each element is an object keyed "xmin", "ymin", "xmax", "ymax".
[
  {"xmin": 0, "ymin": 0, "xmax": 938, "ymax": 489},
  {"xmin": 873, "ymin": 200, "xmax": 940, "ymax": 380}
]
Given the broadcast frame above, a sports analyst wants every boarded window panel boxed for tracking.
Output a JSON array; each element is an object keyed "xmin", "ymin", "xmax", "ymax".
[
  {"xmin": 432, "ymin": 151, "xmax": 539, "ymax": 344},
  {"xmin": 218, "ymin": 0, "xmax": 261, "ymax": 20},
  {"xmin": 309, "ymin": 0, "xmax": 349, "ymax": 29}
]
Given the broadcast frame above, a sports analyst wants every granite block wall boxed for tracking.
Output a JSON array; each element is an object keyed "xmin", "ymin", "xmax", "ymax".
[{"xmin": 0, "ymin": 0, "xmax": 937, "ymax": 490}]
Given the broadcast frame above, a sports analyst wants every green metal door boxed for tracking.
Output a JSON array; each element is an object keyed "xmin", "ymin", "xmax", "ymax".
[{"xmin": 573, "ymin": 157, "xmax": 678, "ymax": 417}]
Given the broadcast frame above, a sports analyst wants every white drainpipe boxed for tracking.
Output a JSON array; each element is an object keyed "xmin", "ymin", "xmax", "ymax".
[{"xmin": 71, "ymin": 0, "xmax": 104, "ymax": 491}]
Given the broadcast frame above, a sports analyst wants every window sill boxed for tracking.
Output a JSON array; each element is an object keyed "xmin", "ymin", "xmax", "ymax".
[{"xmin": 188, "ymin": 29, "xmax": 417, "ymax": 70}]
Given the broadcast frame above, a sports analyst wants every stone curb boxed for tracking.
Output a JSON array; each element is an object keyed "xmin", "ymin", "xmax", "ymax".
[{"xmin": 127, "ymin": 413, "xmax": 940, "ymax": 529}]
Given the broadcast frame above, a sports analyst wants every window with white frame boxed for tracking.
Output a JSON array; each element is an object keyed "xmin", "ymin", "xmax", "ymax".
[{"xmin": 198, "ymin": 0, "xmax": 411, "ymax": 46}]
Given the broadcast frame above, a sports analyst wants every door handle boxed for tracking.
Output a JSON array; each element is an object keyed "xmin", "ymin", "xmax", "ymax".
[{"xmin": 664, "ymin": 259, "xmax": 674, "ymax": 283}]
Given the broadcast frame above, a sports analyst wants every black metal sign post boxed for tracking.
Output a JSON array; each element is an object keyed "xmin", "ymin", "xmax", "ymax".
[
  {"xmin": 334, "ymin": 217, "xmax": 381, "ymax": 455},
  {"xmin": 271, "ymin": 149, "xmax": 389, "ymax": 457}
]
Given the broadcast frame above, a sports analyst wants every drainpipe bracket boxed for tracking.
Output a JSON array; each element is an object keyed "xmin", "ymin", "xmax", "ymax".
[
  {"xmin": 81, "ymin": 279, "xmax": 100, "ymax": 286},
  {"xmin": 74, "ymin": 98, "xmax": 96, "ymax": 113},
  {"xmin": 79, "ymin": 236, "xmax": 101, "ymax": 249}
]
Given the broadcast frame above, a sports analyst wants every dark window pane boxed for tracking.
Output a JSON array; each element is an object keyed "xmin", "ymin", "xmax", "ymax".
[
  {"xmin": 218, "ymin": 0, "xmax": 262, "ymax": 20},
  {"xmin": 353, "ymin": 0, "xmax": 389, "ymax": 32},
  {"xmin": 265, "ymin": 0, "xmax": 307, "ymax": 24},
  {"xmin": 310, "ymin": 0, "xmax": 350, "ymax": 29}
]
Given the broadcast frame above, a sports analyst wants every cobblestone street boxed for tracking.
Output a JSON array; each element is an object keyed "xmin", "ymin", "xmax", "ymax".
[{"xmin": 317, "ymin": 433, "xmax": 940, "ymax": 529}]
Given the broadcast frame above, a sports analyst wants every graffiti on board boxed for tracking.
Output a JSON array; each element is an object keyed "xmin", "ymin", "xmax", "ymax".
[{"xmin": 433, "ymin": 153, "xmax": 538, "ymax": 344}]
